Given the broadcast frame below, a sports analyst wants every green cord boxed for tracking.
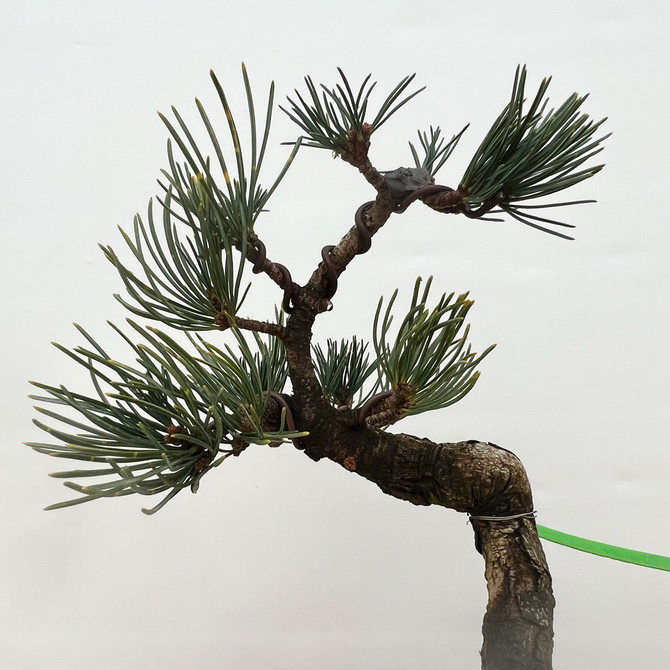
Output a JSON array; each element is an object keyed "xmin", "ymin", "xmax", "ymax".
[{"xmin": 537, "ymin": 525, "xmax": 670, "ymax": 572}]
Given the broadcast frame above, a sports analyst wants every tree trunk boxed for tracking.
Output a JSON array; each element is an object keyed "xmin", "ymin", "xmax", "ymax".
[
  {"xmin": 295, "ymin": 421, "xmax": 555, "ymax": 668},
  {"xmin": 476, "ymin": 516, "xmax": 554, "ymax": 669},
  {"xmin": 280, "ymin": 219, "xmax": 555, "ymax": 666}
]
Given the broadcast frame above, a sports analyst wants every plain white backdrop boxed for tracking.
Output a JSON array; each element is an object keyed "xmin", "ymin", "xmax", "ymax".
[{"xmin": 2, "ymin": 1, "xmax": 669, "ymax": 668}]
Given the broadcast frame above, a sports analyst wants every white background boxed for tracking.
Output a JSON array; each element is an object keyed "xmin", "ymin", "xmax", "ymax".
[{"xmin": 2, "ymin": 1, "xmax": 669, "ymax": 668}]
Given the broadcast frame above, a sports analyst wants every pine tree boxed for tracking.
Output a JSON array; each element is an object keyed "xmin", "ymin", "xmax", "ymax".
[{"xmin": 26, "ymin": 64, "xmax": 608, "ymax": 669}]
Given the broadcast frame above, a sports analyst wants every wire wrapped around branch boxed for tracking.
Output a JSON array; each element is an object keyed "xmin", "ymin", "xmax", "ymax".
[
  {"xmin": 248, "ymin": 238, "xmax": 295, "ymax": 313},
  {"xmin": 319, "ymin": 200, "xmax": 375, "ymax": 302}
]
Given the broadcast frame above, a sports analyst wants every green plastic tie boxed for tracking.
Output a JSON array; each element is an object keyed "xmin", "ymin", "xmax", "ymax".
[{"xmin": 537, "ymin": 525, "xmax": 670, "ymax": 572}]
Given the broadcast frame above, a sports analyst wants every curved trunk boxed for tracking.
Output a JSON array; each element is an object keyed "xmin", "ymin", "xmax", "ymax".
[
  {"xmin": 357, "ymin": 435, "xmax": 555, "ymax": 668},
  {"xmin": 295, "ymin": 423, "xmax": 555, "ymax": 668},
  {"xmin": 280, "ymin": 176, "xmax": 554, "ymax": 667}
]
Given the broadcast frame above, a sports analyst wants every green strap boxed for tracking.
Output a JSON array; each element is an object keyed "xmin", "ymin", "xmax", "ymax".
[{"xmin": 537, "ymin": 525, "xmax": 670, "ymax": 572}]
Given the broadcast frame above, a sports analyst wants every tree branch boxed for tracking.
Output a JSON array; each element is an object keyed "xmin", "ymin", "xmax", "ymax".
[
  {"xmin": 227, "ymin": 316, "xmax": 286, "ymax": 339},
  {"xmin": 245, "ymin": 236, "xmax": 297, "ymax": 313},
  {"xmin": 339, "ymin": 133, "xmax": 387, "ymax": 191}
]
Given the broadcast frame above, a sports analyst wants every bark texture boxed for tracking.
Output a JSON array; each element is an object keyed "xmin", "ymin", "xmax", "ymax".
[
  {"xmin": 323, "ymin": 431, "xmax": 554, "ymax": 669},
  {"xmin": 476, "ymin": 517, "xmax": 554, "ymax": 669}
]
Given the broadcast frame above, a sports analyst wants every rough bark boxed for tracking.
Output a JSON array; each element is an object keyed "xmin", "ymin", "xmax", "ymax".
[
  {"xmin": 476, "ymin": 516, "xmax": 554, "ymax": 669},
  {"xmin": 352, "ymin": 435, "xmax": 554, "ymax": 668}
]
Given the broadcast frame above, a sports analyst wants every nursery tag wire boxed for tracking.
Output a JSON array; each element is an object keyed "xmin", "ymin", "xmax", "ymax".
[{"xmin": 537, "ymin": 525, "xmax": 670, "ymax": 572}]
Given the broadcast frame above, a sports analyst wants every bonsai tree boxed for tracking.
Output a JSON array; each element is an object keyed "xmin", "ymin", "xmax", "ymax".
[{"xmin": 27, "ymin": 64, "xmax": 610, "ymax": 669}]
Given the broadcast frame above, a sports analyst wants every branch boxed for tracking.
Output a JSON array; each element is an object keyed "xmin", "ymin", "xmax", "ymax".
[
  {"xmin": 222, "ymin": 316, "xmax": 287, "ymax": 339},
  {"xmin": 245, "ymin": 236, "xmax": 297, "ymax": 314},
  {"xmin": 339, "ymin": 133, "xmax": 387, "ymax": 191}
]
